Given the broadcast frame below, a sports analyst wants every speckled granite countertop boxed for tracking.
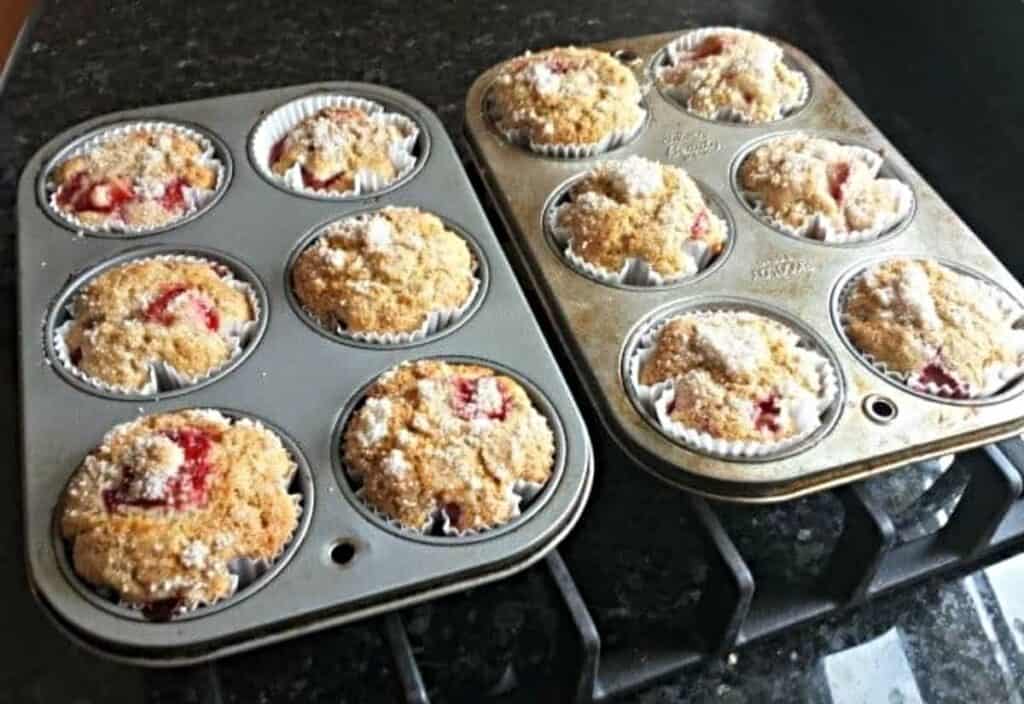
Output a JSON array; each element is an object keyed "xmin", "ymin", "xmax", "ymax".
[{"xmin": 3, "ymin": 2, "xmax": 1024, "ymax": 703}]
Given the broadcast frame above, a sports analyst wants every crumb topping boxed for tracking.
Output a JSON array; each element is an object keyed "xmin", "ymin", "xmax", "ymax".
[
  {"xmin": 490, "ymin": 46, "xmax": 645, "ymax": 146},
  {"xmin": 292, "ymin": 207, "xmax": 476, "ymax": 335},
  {"xmin": 343, "ymin": 360, "xmax": 555, "ymax": 533},
  {"xmin": 639, "ymin": 311, "xmax": 828, "ymax": 442},
  {"xmin": 845, "ymin": 259, "xmax": 1024, "ymax": 395},
  {"xmin": 270, "ymin": 104, "xmax": 415, "ymax": 192},
  {"xmin": 555, "ymin": 156, "xmax": 727, "ymax": 276},
  {"xmin": 63, "ymin": 258, "xmax": 255, "ymax": 391},
  {"xmin": 658, "ymin": 29, "xmax": 806, "ymax": 123},
  {"xmin": 739, "ymin": 133, "xmax": 909, "ymax": 236},
  {"xmin": 51, "ymin": 127, "xmax": 220, "ymax": 229},
  {"xmin": 59, "ymin": 410, "xmax": 300, "ymax": 613}
]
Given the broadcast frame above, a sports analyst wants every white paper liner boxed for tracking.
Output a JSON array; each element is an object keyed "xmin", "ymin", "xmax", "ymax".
[
  {"xmin": 52, "ymin": 254, "xmax": 262, "ymax": 396},
  {"xmin": 547, "ymin": 193, "xmax": 722, "ymax": 286},
  {"xmin": 250, "ymin": 93, "xmax": 419, "ymax": 198},
  {"xmin": 655, "ymin": 26, "xmax": 810, "ymax": 123},
  {"xmin": 45, "ymin": 121, "xmax": 227, "ymax": 235},
  {"xmin": 740, "ymin": 141, "xmax": 915, "ymax": 243},
  {"xmin": 838, "ymin": 262, "xmax": 1024, "ymax": 399},
  {"xmin": 627, "ymin": 310, "xmax": 840, "ymax": 458},
  {"xmin": 485, "ymin": 88, "xmax": 646, "ymax": 159}
]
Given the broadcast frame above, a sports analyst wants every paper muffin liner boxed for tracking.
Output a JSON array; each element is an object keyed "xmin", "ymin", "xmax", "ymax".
[
  {"xmin": 838, "ymin": 262, "xmax": 1024, "ymax": 399},
  {"xmin": 547, "ymin": 196, "xmax": 721, "ymax": 286},
  {"xmin": 53, "ymin": 254, "xmax": 262, "ymax": 396},
  {"xmin": 45, "ymin": 121, "xmax": 227, "ymax": 235},
  {"xmin": 486, "ymin": 89, "xmax": 647, "ymax": 159},
  {"xmin": 740, "ymin": 143, "xmax": 914, "ymax": 243},
  {"xmin": 250, "ymin": 93, "xmax": 419, "ymax": 198},
  {"xmin": 655, "ymin": 26, "xmax": 810, "ymax": 123},
  {"xmin": 627, "ymin": 310, "xmax": 840, "ymax": 458},
  {"xmin": 73, "ymin": 414, "xmax": 306, "ymax": 619}
]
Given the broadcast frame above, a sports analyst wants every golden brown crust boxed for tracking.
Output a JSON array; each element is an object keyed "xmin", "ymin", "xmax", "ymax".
[
  {"xmin": 490, "ymin": 46, "xmax": 645, "ymax": 146},
  {"xmin": 342, "ymin": 360, "xmax": 555, "ymax": 532},
  {"xmin": 739, "ymin": 134, "xmax": 907, "ymax": 235},
  {"xmin": 845, "ymin": 259, "xmax": 1024, "ymax": 394},
  {"xmin": 658, "ymin": 29, "xmax": 805, "ymax": 123},
  {"xmin": 269, "ymin": 105, "xmax": 415, "ymax": 192},
  {"xmin": 51, "ymin": 128, "xmax": 220, "ymax": 229},
  {"xmin": 59, "ymin": 410, "xmax": 300, "ymax": 611},
  {"xmin": 63, "ymin": 258, "xmax": 255, "ymax": 391},
  {"xmin": 555, "ymin": 156, "xmax": 727, "ymax": 276},
  {"xmin": 291, "ymin": 207, "xmax": 476, "ymax": 335},
  {"xmin": 639, "ymin": 312, "xmax": 827, "ymax": 442}
]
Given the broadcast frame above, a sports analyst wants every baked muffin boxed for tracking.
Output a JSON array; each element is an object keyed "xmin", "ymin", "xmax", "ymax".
[
  {"xmin": 50, "ymin": 125, "xmax": 222, "ymax": 231},
  {"xmin": 489, "ymin": 46, "xmax": 646, "ymax": 154},
  {"xmin": 657, "ymin": 28, "xmax": 807, "ymax": 123},
  {"xmin": 636, "ymin": 311, "xmax": 835, "ymax": 446},
  {"xmin": 59, "ymin": 257, "xmax": 256, "ymax": 392},
  {"xmin": 59, "ymin": 409, "xmax": 301, "ymax": 615},
  {"xmin": 553, "ymin": 156, "xmax": 727, "ymax": 283},
  {"xmin": 343, "ymin": 360, "xmax": 555, "ymax": 533},
  {"xmin": 292, "ymin": 207, "xmax": 477, "ymax": 339},
  {"xmin": 844, "ymin": 259, "xmax": 1024, "ymax": 398},
  {"xmin": 739, "ymin": 133, "xmax": 912, "ymax": 241},
  {"xmin": 268, "ymin": 101, "xmax": 417, "ymax": 194}
]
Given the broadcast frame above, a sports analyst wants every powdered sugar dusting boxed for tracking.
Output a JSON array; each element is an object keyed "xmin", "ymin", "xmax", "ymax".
[{"xmin": 600, "ymin": 156, "xmax": 664, "ymax": 198}]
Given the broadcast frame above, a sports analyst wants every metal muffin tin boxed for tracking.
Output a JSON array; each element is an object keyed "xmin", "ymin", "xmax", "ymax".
[
  {"xmin": 463, "ymin": 30, "xmax": 1024, "ymax": 502},
  {"xmin": 17, "ymin": 82, "xmax": 592, "ymax": 664}
]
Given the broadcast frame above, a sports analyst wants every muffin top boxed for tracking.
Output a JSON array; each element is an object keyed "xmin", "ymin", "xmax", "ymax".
[
  {"xmin": 739, "ymin": 134, "xmax": 910, "ymax": 237},
  {"xmin": 844, "ymin": 259, "xmax": 1024, "ymax": 397},
  {"xmin": 639, "ymin": 311, "xmax": 830, "ymax": 442},
  {"xmin": 62, "ymin": 258, "xmax": 255, "ymax": 392},
  {"xmin": 343, "ymin": 360, "xmax": 555, "ymax": 533},
  {"xmin": 489, "ymin": 46, "xmax": 645, "ymax": 147},
  {"xmin": 59, "ymin": 409, "xmax": 300, "ymax": 613},
  {"xmin": 269, "ymin": 104, "xmax": 416, "ymax": 193},
  {"xmin": 554, "ymin": 156, "xmax": 728, "ymax": 277},
  {"xmin": 51, "ymin": 127, "xmax": 221, "ymax": 230},
  {"xmin": 658, "ymin": 29, "xmax": 806, "ymax": 123},
  {"xmin": 292, "ymin": 207, "xmax": 477, "ymax": 336}
]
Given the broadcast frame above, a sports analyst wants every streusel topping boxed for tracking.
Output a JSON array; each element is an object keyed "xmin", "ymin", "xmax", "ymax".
[
  {"xmin": 60, "ymin": 410, "xmax": 300, "ymax": 613},
  {"xmin": 343, "ymin": 360, "xmax": 555, "ymax": 533},
  {"xmin": 639, "ymin": 311, "xmax": 828, "ymax": 442},
  {"xmin": 490, "ymin": 46, "xmax": 645, "ymax": 147},
  {"xmin": 555, "ymin": 156, "xmax": 727, "ymax": 277},
  {"xmin": 292, "ymin": 207, "xmax": 476, "ymax": 335}
]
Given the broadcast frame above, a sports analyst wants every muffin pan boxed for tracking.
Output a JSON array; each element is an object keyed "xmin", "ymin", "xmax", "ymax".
[
  {"xmin": 463, "ymin": 29, "xmax": 1024, "ymax": 502},
  {"xmin": 17, "ymin": 82, "xmax": 592, "ymax": 664}
]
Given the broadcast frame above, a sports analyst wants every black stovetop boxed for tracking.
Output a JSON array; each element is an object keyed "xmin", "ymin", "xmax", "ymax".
[{"xmin": 3, "ymin": 2, "xmax": 1024, "ymax": 702}]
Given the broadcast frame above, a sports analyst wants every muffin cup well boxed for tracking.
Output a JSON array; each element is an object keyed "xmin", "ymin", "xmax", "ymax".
[
  {"xmin": 50, "ymin": 252, "xmax": 264, "ymax": 398},
  {"xmin": 42, "ymin": 120, "xmax": 229, "ymax": 236},
  {"xmin": 654, "ymin": 26, "xmax": 810, "ymax": 124},
  {"xmin": 625, "ymin": 307, "xmax": 841, "ymax": 459},
  {"xmin": 836, "ymin": 259, "xmax": 1024, "ymax": 401},
  {"xmin": 55, "ymin": 410, "xmax": 312, "ymax": 621},
  {"xmin": 250, "ymin": 93, "xmax": 420, "ymax": 199},
  {"xmin": 333, "ymin": 358, "xmax": 565, "ymax": 543},
  {"xmin": 545, "ymin": 176, "xmax": 730, "ymax": 287},
  {"xmin": 736, "ymin": 138, "xmax": 915, "ymax": 244}
]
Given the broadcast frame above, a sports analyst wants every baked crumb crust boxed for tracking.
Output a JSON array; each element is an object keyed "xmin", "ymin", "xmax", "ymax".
[
  {"xmin": 59, "ymin": 409, "xmax": 300, "ymax": 611},
  {"xmin": 343, "ymin": 360, "xmax": 555, "ymax": 533}
]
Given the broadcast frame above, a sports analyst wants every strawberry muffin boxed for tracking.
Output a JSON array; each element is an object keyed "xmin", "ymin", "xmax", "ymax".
[
  {"xmin": 489, "ymin": 46, "xmax": 646, "ymax": 155},
  {"xmin": 552, "ymin": 155, "xmax": 728, "ymax": 284},
  {"xmin": 342, "ymin": 360, "xmax": 556, "ymax": 534},
  {"xmin": 843, "ymin": 259, "xmax": 1024, "ymax": 398},
  {"xmin": 58, "ymin": 256, "xmax": 257, "ymax": 393},
  {"xmin": 59, "ymin": 409, "xmax": 302, "ymax": 616},
  {"xmin": 49, "ymin": 124, "xmax": 223, "ymax": 232},
  {"xmin": 291, "ymin": 207, "xmax": 478, "ymax": 340},
  {"xmin": 656, "ymin": 28, "xmax": 807, "ymax": 123}
]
